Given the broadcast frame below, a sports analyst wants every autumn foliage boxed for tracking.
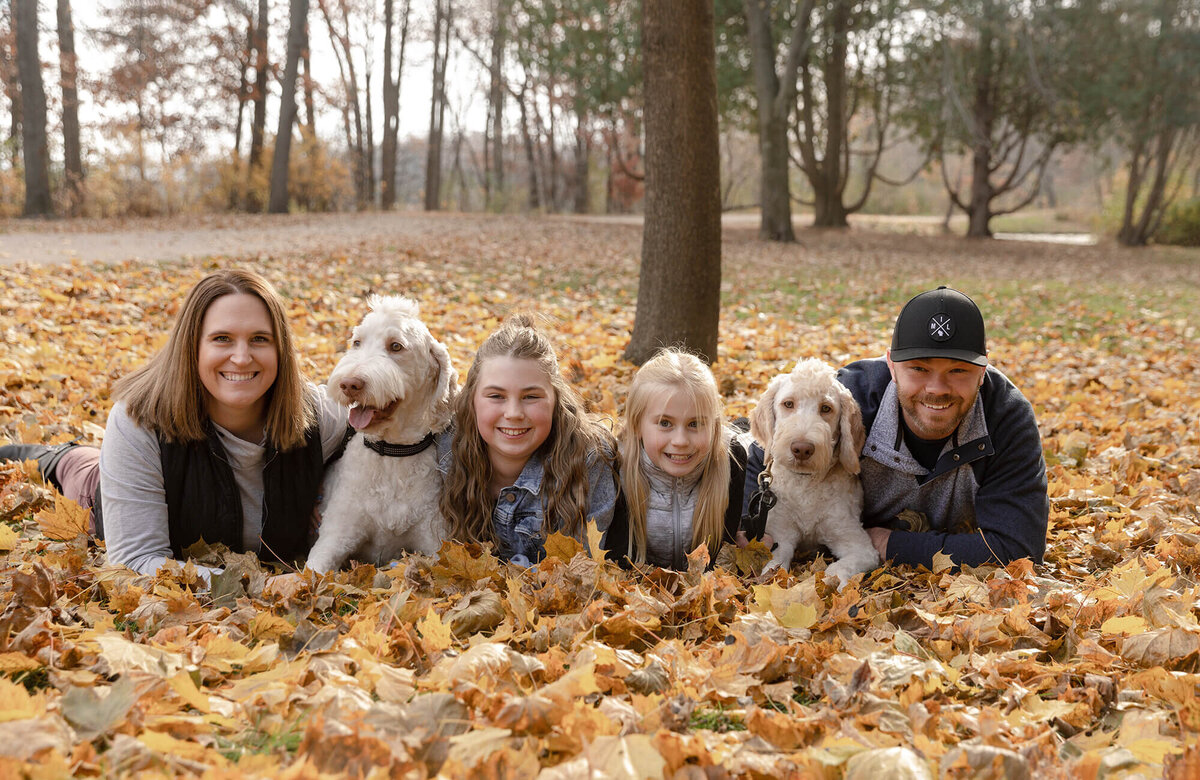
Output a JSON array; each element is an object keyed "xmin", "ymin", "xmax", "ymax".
[{"xmin": 2, "ymin": 215, "xmax": 1200, "ymax": 778}]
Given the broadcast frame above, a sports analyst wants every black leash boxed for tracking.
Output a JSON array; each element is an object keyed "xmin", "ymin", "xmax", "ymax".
[{"xmin": 743, "ymin": 461, "xmax": 778, "ymax": 542}]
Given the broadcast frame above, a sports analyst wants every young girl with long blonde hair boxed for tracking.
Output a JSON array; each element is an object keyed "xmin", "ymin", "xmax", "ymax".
[
  {"xmin": 603, "ymin": 348, "xmax": 746, "ymax": 568},
  {"xmin": 438, "ymin": 315, "xmax": 617, "ymax": 565}
]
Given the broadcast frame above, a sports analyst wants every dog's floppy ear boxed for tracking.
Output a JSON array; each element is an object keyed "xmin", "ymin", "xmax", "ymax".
[
  {"xmin": 749, "ymin": 376, "xmax": 781, "ymax": 448},
  {"xmin": 836, "ymin": 383, "xmax": 866, "ymax": 474},
  {"xmin": 429, "ymin": 338, "xmax": 458, "ymax": 431}
]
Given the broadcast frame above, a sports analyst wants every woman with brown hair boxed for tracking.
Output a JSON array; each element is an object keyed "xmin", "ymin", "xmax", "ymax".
[{"xmin": 1, "ymin": 269, "xmax": 348, "ymax": 581}]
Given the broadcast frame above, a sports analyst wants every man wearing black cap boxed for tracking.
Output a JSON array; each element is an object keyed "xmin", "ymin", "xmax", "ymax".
[{"xmin": 744, "ymin": 286, "xmax": 1048, "ymax": 571}]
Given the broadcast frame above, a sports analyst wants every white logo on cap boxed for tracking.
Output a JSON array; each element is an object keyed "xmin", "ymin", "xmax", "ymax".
[{"xmin": 929, "ymin": 314, "xmax": 954, "ymax": 342}]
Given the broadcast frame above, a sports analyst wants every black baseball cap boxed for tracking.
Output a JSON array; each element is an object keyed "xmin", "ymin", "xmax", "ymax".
[{"xmin": 890, "ymin": 286, "xmax": 987, "ymax": 366}]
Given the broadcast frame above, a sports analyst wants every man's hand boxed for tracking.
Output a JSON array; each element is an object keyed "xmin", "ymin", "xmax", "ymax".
[
  {"xmin": 736, "ymin": 531, "xmax": 775, "ymax": 550},
  {"xmin": 866, "ymin": 527, "xmax": 891, "ymax": 561}
]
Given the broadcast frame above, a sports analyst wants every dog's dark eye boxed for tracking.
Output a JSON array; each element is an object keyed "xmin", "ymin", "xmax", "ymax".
[
  {"xmin": 781, "ymin": 400, "xmax": 794, "ymax": 409},
  {"xmin": 820, "ymin": 403, "xmax": 833, "ymax": 414},
  {"xmin": 351, "ymin": 339, "xmax": 361, "ymax": 348},
  {"xmin": 389, "ymin": 341, "xmax": 404, "ymax": 353}
]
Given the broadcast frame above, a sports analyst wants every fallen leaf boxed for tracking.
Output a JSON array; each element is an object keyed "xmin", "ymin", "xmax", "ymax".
[
  {"xmin": 35, "ymin": 494, "xmax": 89, "ymax": 541},
  {"xmin": 418, "ymin": 607, "xmax": 455, "ymax": 653},
  {"xmin": 60, "ymin": 677, "xmax": 140, "ymax": 740}
]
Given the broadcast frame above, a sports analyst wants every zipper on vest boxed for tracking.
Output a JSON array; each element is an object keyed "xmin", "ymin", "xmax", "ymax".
[{"xmin": 672, "ymin": 476, "xmax": 684, "ymax": 570}]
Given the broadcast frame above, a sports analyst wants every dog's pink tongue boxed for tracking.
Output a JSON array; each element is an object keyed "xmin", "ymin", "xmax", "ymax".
[{"xmin": 348, "ymin": 406, "xmax": 376, "ymax": 430}]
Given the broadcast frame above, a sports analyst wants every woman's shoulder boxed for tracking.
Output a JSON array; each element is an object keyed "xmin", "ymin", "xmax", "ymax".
[
  {"xmin": 105, "ymin": 401, "xmax": 156, "ymax": 440},
  {"xmin": 100, "ymin": 400, "xmax": 162, "ymax": 465}
]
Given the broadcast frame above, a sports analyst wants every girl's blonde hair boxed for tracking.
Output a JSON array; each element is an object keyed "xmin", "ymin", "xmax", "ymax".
[
  {"xmin": 112, "ymin": 269, "xmax": 312, "ymax": 450},
  {"xmin": 619, "ymin": 348, "xmax": 730, "ymax": 564},
  {"xmin": 440, "ymin": 315, "xmax": 615, "ymax": 545}
]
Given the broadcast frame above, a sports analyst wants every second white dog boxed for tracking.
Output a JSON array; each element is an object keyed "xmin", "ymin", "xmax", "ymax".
[
  {"xmin": 750, "ymin": 358, "xmax": 878, "ymax": 587},
  {"xmin": 306, "ymin": 295, "xmax": 456, "ymax": 573}
]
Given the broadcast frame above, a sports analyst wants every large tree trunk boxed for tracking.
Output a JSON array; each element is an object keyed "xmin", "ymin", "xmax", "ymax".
[
  {"xmin": 964, "ymin": 4, "xmax": 996, "ymax": 239},
  {"xmin": 486, "ymin": 0, "xmax": 510, "ymax": 208},
  {"xmin": 246, "ymin": 0, "xmax": 269, "ymax": 212},
  {"xmin": 625, "ymin": 0, "xmax": 721, "ymax": 365},
  {"xmin": 810, "ymin": 0, "xmax": 850, "ymax": 228},
  {"xmin": 232, "ymin": 7, "xmax": 252, "ymax": 161},
  {"xmin": 15, "ymin": 0, "xmax": 51, "ymax": 216},
  {"xmin": 966, "ymin": 143, "xmax": 994, "ymax": 238},
  {"xmin": 57, "ymin": 0, "xmax": 82, "ymax": 216},
  {"xmin": 424, "ymin": 0, "xmax": 450, "ymax": 211},
  {"xmin": 744, "ymin": 0, "xmax": 810, "ymax": 242},
  {"xmin": 573, "ymin": 97, "xmax": 589, "ymax": 214},
  {"xmin": 518, "ymin": 85, "xmax": 539, "ymax": 210},
  {"xmin": 267, "ymin": 0, "xmax": 308, "ymax": 214},
  {"xmin": 381, "ymin": 0, "xmax": 410, "ymax": 210},
  {"xmin": 248, "ymin": 0, "xmax": 269, "ymax": 172}
]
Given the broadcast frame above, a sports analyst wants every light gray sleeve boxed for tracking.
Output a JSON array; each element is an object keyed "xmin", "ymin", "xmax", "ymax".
[
  {"xmin": 313, "ymin": 383, "xmax": 350, "ymax": 462},
  {"xmin": 99, "ymin": 403, "xmax": 216, "ymax": 584}
]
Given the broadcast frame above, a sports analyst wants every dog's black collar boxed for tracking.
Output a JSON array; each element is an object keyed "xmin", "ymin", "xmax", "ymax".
[{"xmin": 363, "ymin": 432, "xmax": 435, "ymax": 457}]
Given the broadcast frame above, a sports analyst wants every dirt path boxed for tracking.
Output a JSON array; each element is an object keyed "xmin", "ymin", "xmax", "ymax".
[
  {"xmin": 0, "ymin": 212, "xmax": 487, "ymax": 266},
  {"xmin": 0, "ymin": 210, "xmax": 999, "ymax": 267}
]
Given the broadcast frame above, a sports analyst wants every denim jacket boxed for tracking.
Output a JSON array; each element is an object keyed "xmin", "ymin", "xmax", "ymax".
[{"xmin": 439, "ymin": 435, "xmax": 618, "ymax": 566}]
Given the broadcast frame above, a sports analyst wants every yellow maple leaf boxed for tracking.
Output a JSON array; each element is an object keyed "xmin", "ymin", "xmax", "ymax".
[
  {"xmin": 752, "ymin": 583, "xmax": 820, "ymax": 629},
  {"xmin": 1101, "ymin": 615, "xmax": 1148, "ymax": 635},
  {"xmin": 544, "ymin": 530, "xmax": 582, "ymax": 561},
  {"xmin": 417, "ymin": 607, "xmax": 454, "ymax": 653},
  {"xmin": 0, "ymin": 524, "xmax": 19, "ymax": 551},
  {"xmin": 0, "ymin": 678, "xmax": 45, "ymax": 723},
  {"xmin": 433, "ymin": 541, "xmax": 500, "ymax": 582},
  {"xmin": 36, "ymin": 494, "xmax": 89, "ymax": 542}
]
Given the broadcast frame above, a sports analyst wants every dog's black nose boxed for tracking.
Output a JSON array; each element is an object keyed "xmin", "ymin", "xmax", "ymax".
[{"xmin": 791, "ymin": 440, "xmax": 814, "ymax": 461}]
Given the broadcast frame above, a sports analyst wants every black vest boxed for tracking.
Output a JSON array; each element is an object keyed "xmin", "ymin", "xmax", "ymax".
[{"xmin": 94, "ymin": 423, "xmax": 324, "ymax": 566}]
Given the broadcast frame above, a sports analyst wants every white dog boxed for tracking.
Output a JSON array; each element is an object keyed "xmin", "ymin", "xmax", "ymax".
[
  {"xmin": 750, "ymin": 358, "xmax": 878, "ymax": 587},
  {"xmin": 306, "ymin": 295, "xmax": 456, "ymax": 573}
]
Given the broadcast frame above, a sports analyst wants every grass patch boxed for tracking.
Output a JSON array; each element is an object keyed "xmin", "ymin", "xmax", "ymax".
[
  {"xmin": 216, "ymin": 720, "xmax": 304, "ymax": 761},
  {"xmin": 989, "ymin": 209, "xmax": 1094, "ymax": 234},
  {"xmin": 6, "ymin": 668, "xmax": 52, "ymax": 693},
  {"xmin": 690, "ymin": 705, "xmax": 748, "ymax": 733}
]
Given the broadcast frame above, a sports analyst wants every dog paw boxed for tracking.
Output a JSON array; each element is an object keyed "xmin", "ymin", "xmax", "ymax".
[
  {"xmin": 305, "ymin": 555, "xmax": 336, "ymax": 575},
  {"xmin": 825, "ymin": 560, "xmax": 868, "ymax": 589}
]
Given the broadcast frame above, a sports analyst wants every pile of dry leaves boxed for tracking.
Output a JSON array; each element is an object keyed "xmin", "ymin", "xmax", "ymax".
[{"xmin": 1, "ymin": 218, "xmax": 1198, "ymax": 778}]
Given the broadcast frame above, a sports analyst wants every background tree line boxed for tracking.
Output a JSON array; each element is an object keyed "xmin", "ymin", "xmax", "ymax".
[{"xmin": 1, "ymin": 0, "xmax": 1197, "ymax": 246}]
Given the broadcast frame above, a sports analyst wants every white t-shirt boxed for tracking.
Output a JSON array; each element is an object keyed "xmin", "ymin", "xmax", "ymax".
[{"xmin": 100, "ymin": 385, "xmax": 348, "ymax": 580}]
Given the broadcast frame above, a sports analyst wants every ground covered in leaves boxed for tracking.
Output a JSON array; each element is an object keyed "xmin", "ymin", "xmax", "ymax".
[{"xmin": 2, "ymin": 213, "xmax": 1200, "ymax": 778}]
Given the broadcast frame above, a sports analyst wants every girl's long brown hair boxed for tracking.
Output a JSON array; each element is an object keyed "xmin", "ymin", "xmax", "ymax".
[
  {"xmin": 112, "ymin": 269, "xmax": 312, "ymax": 450},
  {"xmin": 440, "ymin": 315, "xmax": 615, "ymax": 545},
  {"xmin": 618, "ymin": 349, "xmax": 731, "ymax": 563}
]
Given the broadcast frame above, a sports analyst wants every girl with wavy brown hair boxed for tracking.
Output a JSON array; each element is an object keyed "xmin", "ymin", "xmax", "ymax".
[{"xmin": 438, "ymin": 315, "xmax": 617, "ymax": 565}]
